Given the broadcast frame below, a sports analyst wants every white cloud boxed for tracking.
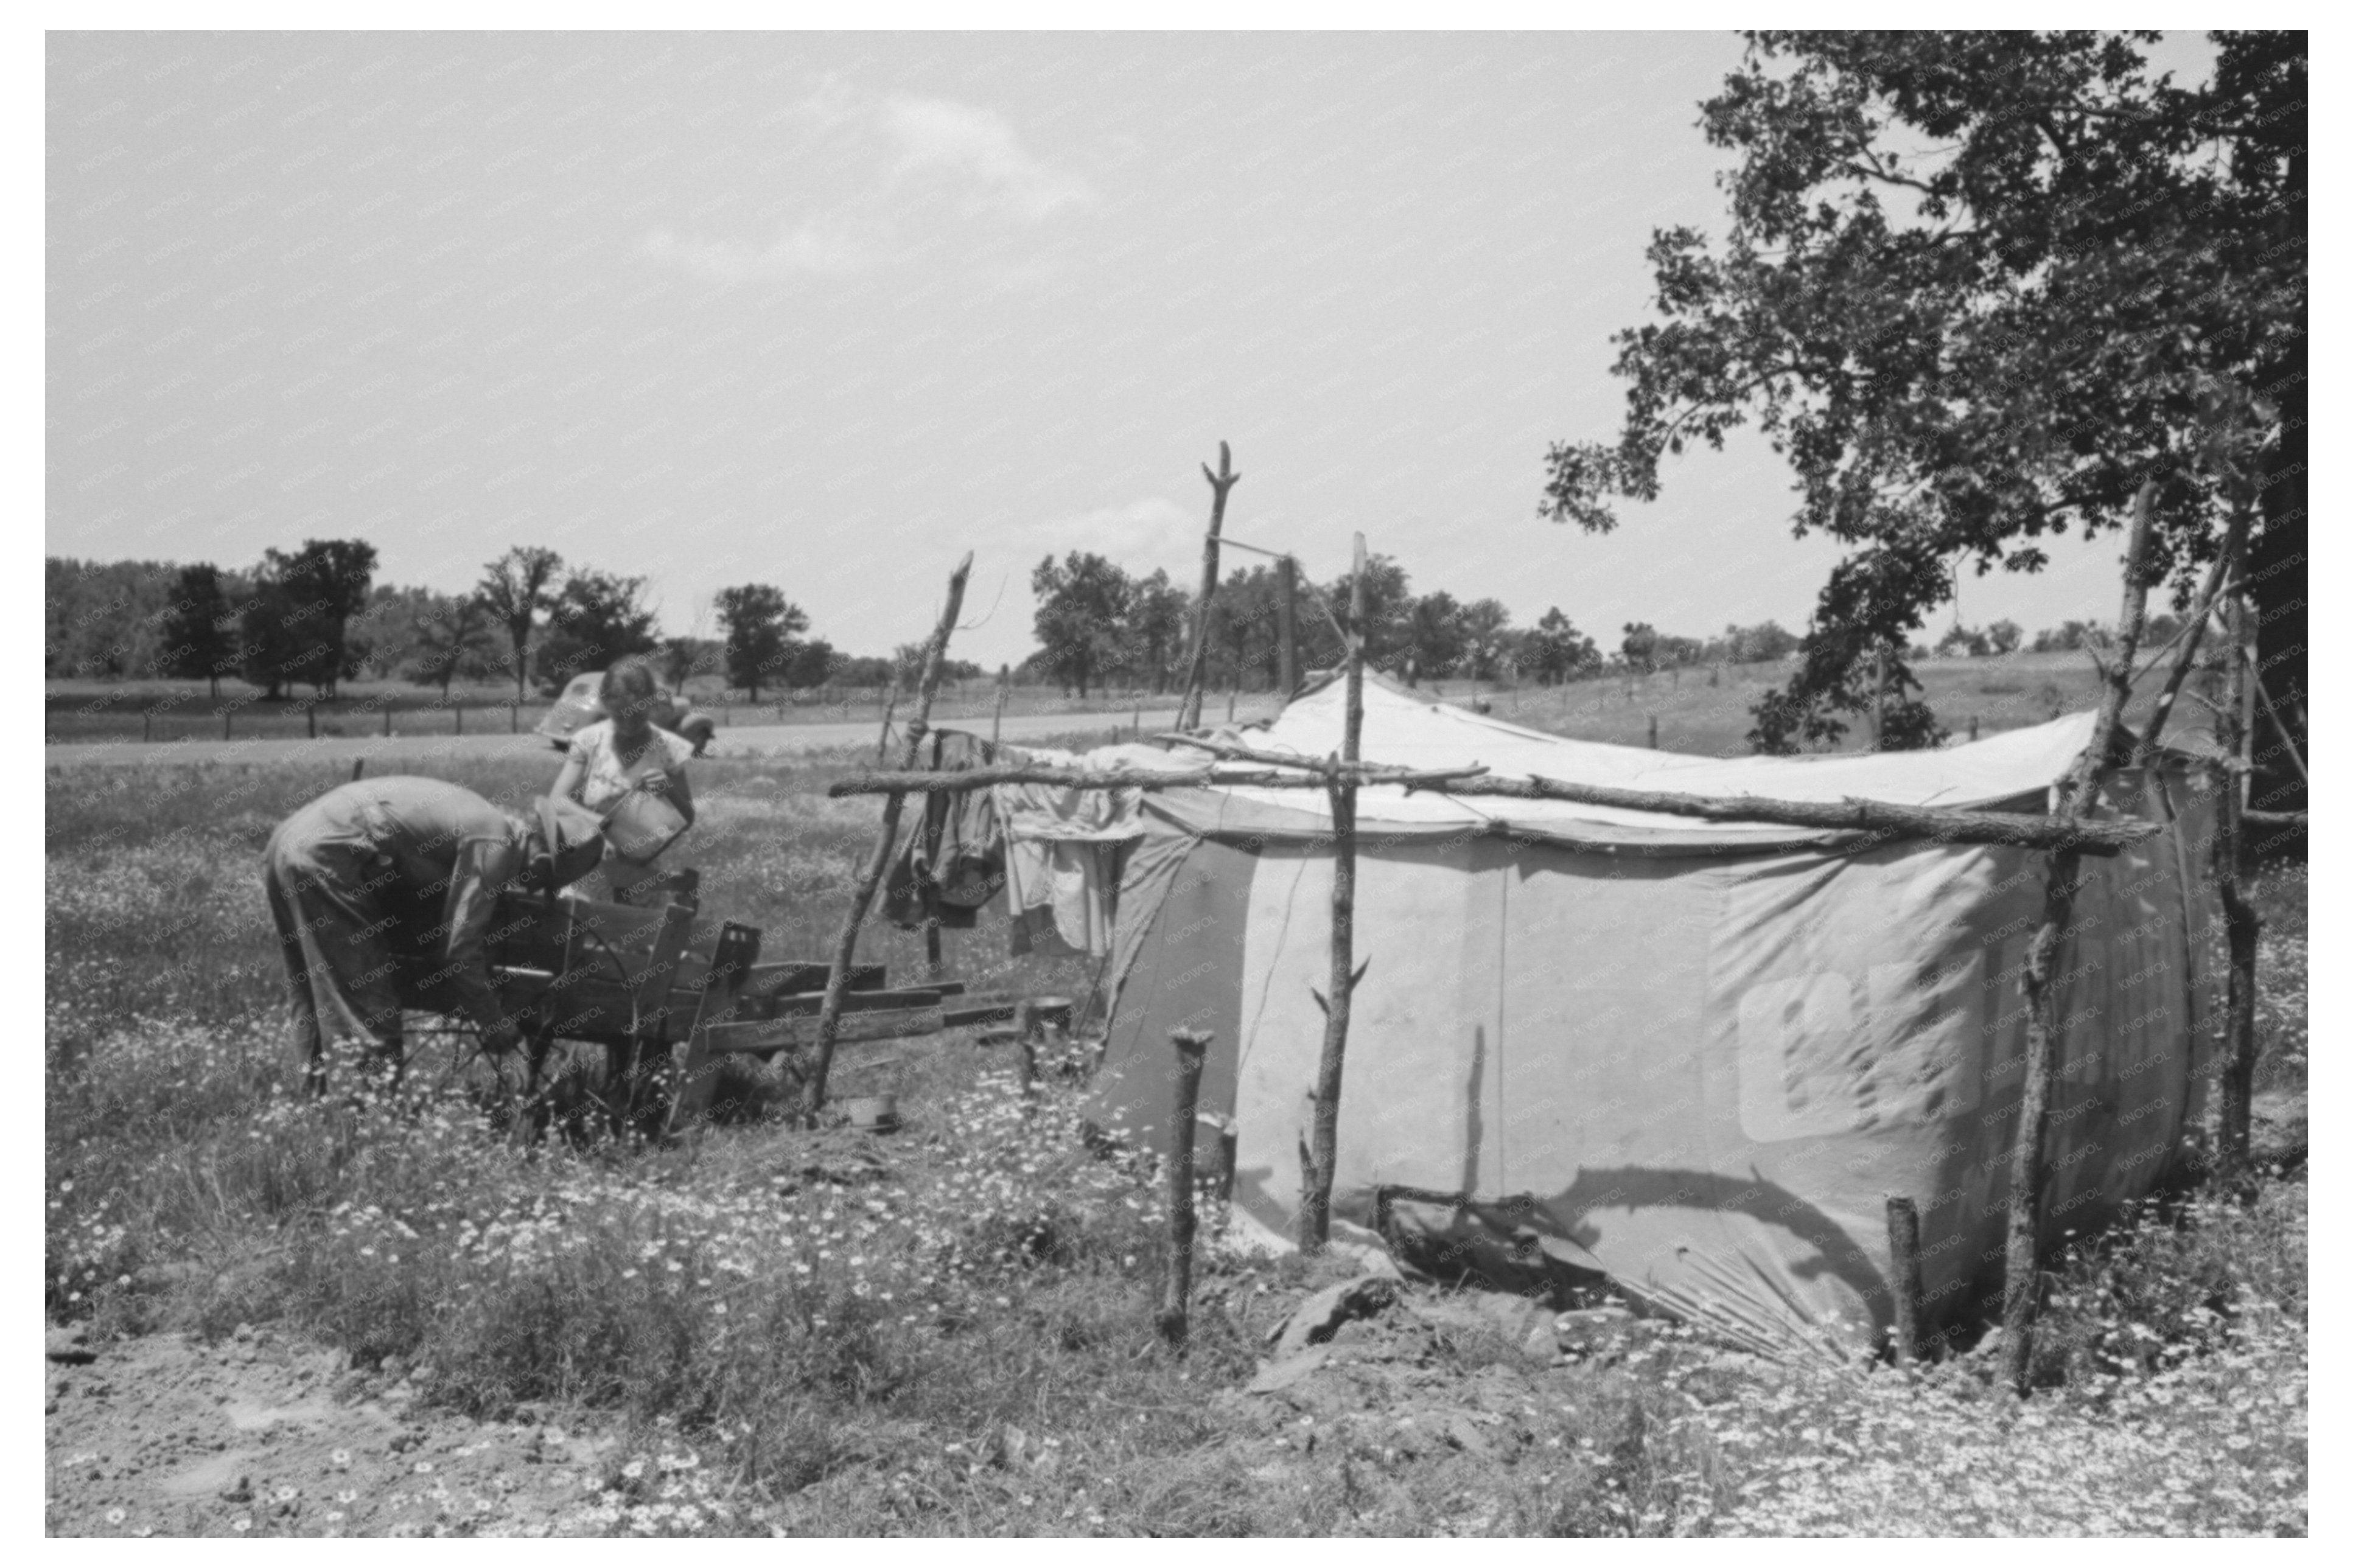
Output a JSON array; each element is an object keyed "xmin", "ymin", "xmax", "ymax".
[
  {"xmin": 638, "ymin": 223, "xmax": 872, "ymax": 284},
  {"xmin": 881, "ymin": 96, "xmax": 1094, "ymax": 221},
  {"xmin": 637, "ymin": 89, "xmax": 1091, "ymax": 285},
  {"xmin": 1009, "ymin": 497, "xmax": 1199, "ymax": 575}
]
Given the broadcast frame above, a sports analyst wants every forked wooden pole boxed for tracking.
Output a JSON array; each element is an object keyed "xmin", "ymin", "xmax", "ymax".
[
  {"xmin": 1299, "ymin": 533, "xmax": 1368, "ymax": 1253},
  {"xmin": 877, "ymin": 674, "xmax": 901, "ymax": 762},
  {"xmin": 802, "ymin": 554, "xmax": 973, "ymax": 1121},
  {"xmin": 1158, "ymin": 1028, "xmax": 1211, "ymax": 1345},
  {"xmin": 2001, "ymin": 484, "xmax": 2156, "ymax": 1395},
  {"xmin": 1176, "ymin": 443, "xmax": 1240, "ymax": 733},
  {"xmin": 2214, "ymin": 577, "xmax": 2264, "ymax": 1174},
  {"xmin": 2133, "ymin": 504, "xmax": 2248, "ymax": 765}
]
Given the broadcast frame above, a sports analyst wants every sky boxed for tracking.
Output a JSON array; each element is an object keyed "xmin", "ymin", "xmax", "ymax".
[{"xmin": 46, "ymin": 30, "xmax": 2220, "ymax": 672}]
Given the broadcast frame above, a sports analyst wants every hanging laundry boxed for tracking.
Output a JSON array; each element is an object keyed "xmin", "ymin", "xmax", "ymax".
[
  {"xmin": 989, "ymin": 744, "xmax": 1161, "ymax": 957},
  {"xmin": 883, "ymin": 728, "xmax": 1006, "ymax": 931}
]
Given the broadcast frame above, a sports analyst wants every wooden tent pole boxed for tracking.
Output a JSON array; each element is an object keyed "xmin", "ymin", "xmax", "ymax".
[
  {"xmin": 2245, "ymin": 644, "xmax": 2309, "ymax": 789},
  {"xmin": 2214, "ymin": 571, "xmax": 2264, "ymax": 1174},
  {"xmin": 2001, "ymin": 485, "xmax": 2156, "ymax": 1395},
  {"xmin": 2134, "ymin": 504, "xmax": 2248, "ymax": 764},
  {"xmin": 1176, "ymin": 443, "xmax": 1240, "ymax": 733},
  {"xmin": 1884, "ymin": 1196, "xmax": 1926, "ymax": 1367},
  {"xmin": 1157, "ymin": 1028, "xmax": 1211, "ymax": 1345},
  {"xmin": 802, "ymin": 554, "xmax": 973, "ymax": 1122},
  {"xmin": 1299, "ymin": 534, "xmax": 1368, "ymax": 1253},
  {"xmin": 1276, "ymin": 554, "xmax": 1300, "ymax": 699}
]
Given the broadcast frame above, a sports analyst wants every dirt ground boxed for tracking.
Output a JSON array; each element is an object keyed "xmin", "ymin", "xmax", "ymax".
[{"xmin": 43, "ymin": 1326, "xmax": 625, "ymax": 1538}]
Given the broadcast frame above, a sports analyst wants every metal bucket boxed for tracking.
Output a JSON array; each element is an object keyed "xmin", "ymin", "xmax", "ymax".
[
  {"xmin": 601, "ymin": 788, "xmax": 690, "ymax": 865},
  {"xmin": 843, "ymin": 1092, "xmax": 900, "ymax": 1132}
]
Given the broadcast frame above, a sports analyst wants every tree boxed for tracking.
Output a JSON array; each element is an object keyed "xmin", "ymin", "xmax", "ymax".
[
  {"xmin": 406, "ymin": 592, "xmax": 499, "ymax": 699},
  {"xmin": 1542, "ymin": 32, "xmax": 2304, "ymax": 764},
  {"xmin": 1987, "ymin": 618, "xmax": 2024, "ymax": 655},
  {"xmin": 534, "ymin": 569, "xmax": 660, "ymax": 693},
  {"xmin": 477, "ymin": 546, "xmax": 565, "ymax": 702},
  {"xmin": 714, "ymin": 583, "xmax": 809, "ymax": 702},
  {"xmin": 787, "ymin": 638, "xmax": 837, "ymax": 690},
  {"xmin": 1031, "ymin": 552, "xmax": 1132, "ymax": 699},
  {"xmin": 1526, "ymin": 607, "xmax": 1601, "ymax": 683},
  {"xmin": 1620, "ymin": 622, "xmax": 1662, "ymax": 675},
  {"xmin": 1936, "ymin": 623, "xmax": 1991, "ymax": 658},
  {"xmin": 2033, "ymin": 619, "xmax": 2099, "ymax": 653},
  {"xmin": 1125, "ymin": 568, "xmax": 1193, "ymax": 694},
  {"xmin": 1205, "ymin": 566, "xmax": 1279, "ymax": 692},
  {"xmin": 241, "ymin": 539, "xmax": 376, "ymax": 698},
  {"xmin": 1312, "ymin": 554, "xmax": 1413, "ymax": 671},
  {"xmin": 1458, "ymin": 599, "xmax": 1515, "ymax": 682},
  {"xmin": 158, "ymin": 564, "xmax": 240, "ymax": 699},
  {"xmin": 1717, "ymin": 619, "xmax": 1800, "ymax": 664},
  {"xmin": 1404, "ymin": 591, "xmax": 1466, "ymax": 685},
  {"xmin": 661, "ymin": 636, "xmax": 721, "ymax": 689}
]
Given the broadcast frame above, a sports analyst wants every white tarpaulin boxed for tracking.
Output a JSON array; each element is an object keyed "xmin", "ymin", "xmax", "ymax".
[{"xmin": 1062, "ymin": 676, "xmax": 2219, "ymax": 1356}]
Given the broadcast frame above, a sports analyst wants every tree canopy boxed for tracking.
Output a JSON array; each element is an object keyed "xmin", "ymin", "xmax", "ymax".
[
  {"xmin": 240, "ymin": 538, "xmax": 377, "ymax": 699},
  {"xmin": 535, "ymin": 569, "xmax": 660, "ymax": 693},
  {"xmin": 1542, "ymin": 30, "xmax": 2305, "ymax": 755},
  {"xmin": 477, "ymin": 546, "xmax": 565, "ymax": 700},
  {"xmin": 714, "ymin": 583, "xmax": 810, "ymax": 702}
]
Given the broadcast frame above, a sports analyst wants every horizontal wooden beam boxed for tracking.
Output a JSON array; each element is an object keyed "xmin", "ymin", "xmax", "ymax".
[
  {"xmin": 1158, "ymin": 733, "xmax": 1491, "ymax": 787},
  {"xmin": 1442, "ymin": 773, "xmax": 2156, "ymax": 852},
  {"xmin": 827, "ymin": 764, "xmax": 1307, "ymax": 796},
  {"xmin": 828, "ymin": 746, "xmax": 2161, "ymax": 853}
]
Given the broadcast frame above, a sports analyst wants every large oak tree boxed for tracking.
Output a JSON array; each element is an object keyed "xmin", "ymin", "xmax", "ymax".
[{"xmin": 1544, "ymin": 30, "xmax": 2303, "ymax": 777}]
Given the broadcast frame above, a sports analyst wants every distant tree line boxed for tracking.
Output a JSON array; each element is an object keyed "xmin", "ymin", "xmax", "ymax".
[
  {"xmin": 1022, "ymin": 548, "xmax": 1813, "ymax": 698},
  {"xmin": 44, "ymin": 543, "xmax": 967, "ymax": 703}
]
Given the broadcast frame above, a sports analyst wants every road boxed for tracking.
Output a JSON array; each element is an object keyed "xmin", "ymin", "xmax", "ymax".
[{"xmin": 43, "ymin": 703, "xmax": 1278, "ymax": 770}]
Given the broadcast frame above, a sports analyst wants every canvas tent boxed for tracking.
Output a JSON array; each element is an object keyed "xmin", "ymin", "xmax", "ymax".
[{"xmin": 1054, "ymin": 674, "xmax": 2220, "ymax": 1357}]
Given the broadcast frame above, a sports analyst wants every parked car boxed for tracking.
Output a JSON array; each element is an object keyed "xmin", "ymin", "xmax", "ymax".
[{"xmin": 534, "ymin": 670, "xmax": 717, "ymax": 756}]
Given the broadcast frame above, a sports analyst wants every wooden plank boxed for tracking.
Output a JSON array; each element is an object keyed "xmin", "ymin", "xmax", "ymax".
[
  {"xmin": 745, "ymin": 961, "xmax": 887, "ymax": 997},
  {"xmin": 664, "ymin": 920, "xmax": 763, "ymax": 1137},
  {"xmin": 704, "ymin": 1005, "xmax": 945, "ymax": 1055},
  {"xmin": 632, "ymin": 901, "xmax": 698, "ymax": 1047},
  {"xmin": 941, "ymin": 994, "xmax": 1074, "ymax": 1030},
  {"xmin": 741, "ymin": 987, "xmax": 943, "ymax": 1021}
]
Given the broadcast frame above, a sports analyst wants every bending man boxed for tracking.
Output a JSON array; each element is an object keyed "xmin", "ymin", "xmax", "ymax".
[{"xmin": 262, "ymin": 775, "xmax": 607, "ymax": 1087}]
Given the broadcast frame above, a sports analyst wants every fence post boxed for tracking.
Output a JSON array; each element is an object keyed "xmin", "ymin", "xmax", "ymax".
[
  {"xmin": 1012, "ymin": 1000, "xmax": 1038, "ymax": 1107},
  {"xmin": 510, "ymin": 701, "xmax": 519, "ymax": 734},
  {"xmin": 307, "ymin": 704, "xmax": 316, "ymax": 739},
  {"xmin": 142, "ymin": 710, "xmax": 152, "ymax": 744},
  {"xmin": 1885, "ymin": 1196, "xmax": 1925, "ymax": 1366},
  {"xmin": 455, "ymin": 701, "xmax": 463, "ymax": 736},
  {"xmin": 1158, "ymin": 1028, "xmax": 1212, "ymax": 1345},
  {"xmin": 1648, "ymin": 714, "xmax": 1659, "ymax": 750},
  {"xmin": 383, "ymin": 706, "xmax": 392, "ymax": 738},
  {"xmin": 223, "ymin": 709, "xmax": 231, "ymax": 741},
  {"xmin": 1969, "ymin": 715, "xmax": 1980, "ymax": 742}
]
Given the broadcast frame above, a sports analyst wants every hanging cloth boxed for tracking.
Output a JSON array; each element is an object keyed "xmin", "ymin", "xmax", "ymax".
[{"xmin": 883, "ymin": 729, "xmax": 1005, "ymax": 930}]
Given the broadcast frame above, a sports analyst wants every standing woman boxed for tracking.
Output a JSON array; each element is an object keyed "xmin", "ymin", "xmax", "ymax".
[{"xmin": 551, "ymin": 655, "xmax": 697, "ymax": 901}]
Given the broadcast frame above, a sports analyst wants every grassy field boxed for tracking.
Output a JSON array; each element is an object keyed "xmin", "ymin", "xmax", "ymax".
[{"xmin": 44, "ymin": 722, "xmax": 2304, "ymax": 1536}]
